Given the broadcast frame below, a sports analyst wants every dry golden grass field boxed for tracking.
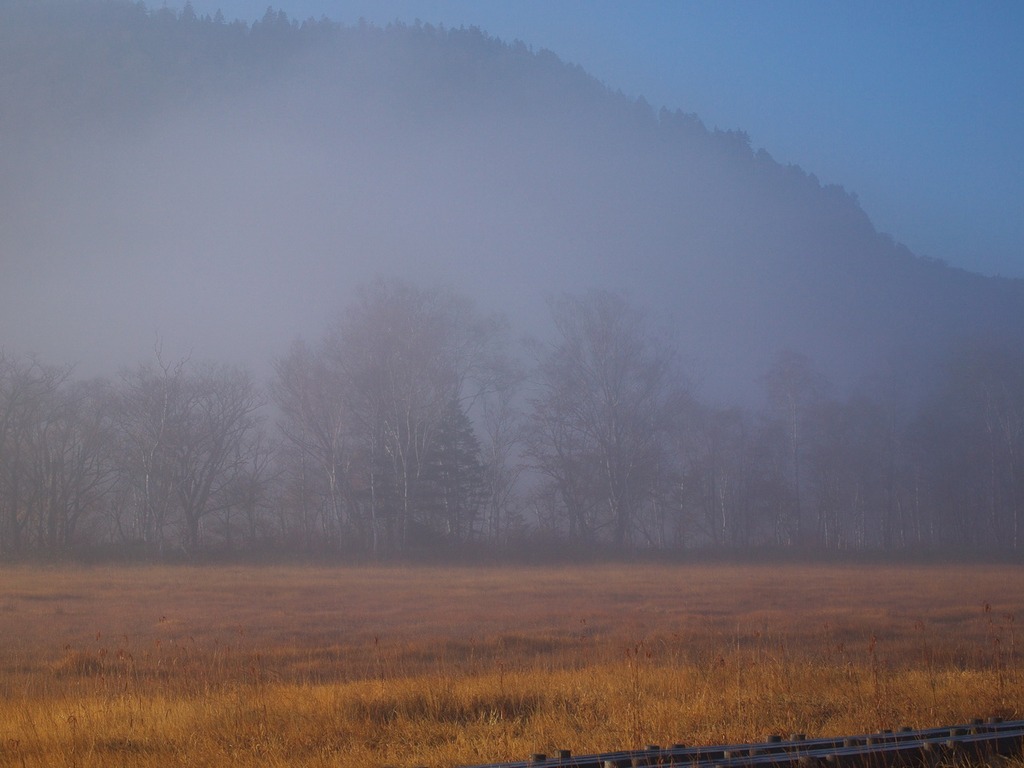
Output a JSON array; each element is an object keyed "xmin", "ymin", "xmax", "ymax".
[{"xmin": 0, "ymin": 562, "xmax": 1022, "ymax": 767}]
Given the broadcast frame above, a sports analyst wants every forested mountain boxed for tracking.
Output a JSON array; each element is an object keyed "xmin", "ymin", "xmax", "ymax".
[
  {"xmin": 2, "ymin": 2, "xmax": 1023, "ymax": 557},
  {"xmin": 4, "ymin": 0, "xmax": 1021, "ymax": 397}
]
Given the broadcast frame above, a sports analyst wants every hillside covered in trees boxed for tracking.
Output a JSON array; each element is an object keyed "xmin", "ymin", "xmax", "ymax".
[{"xmin": 2, "ymin": 2, "xmax": 1023, "ymax": 558}]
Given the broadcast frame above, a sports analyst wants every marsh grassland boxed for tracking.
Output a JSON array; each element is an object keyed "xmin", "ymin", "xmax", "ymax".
[{"xmin": 0, "ymin": 563, "xmax": 1022, "ymax": 767}]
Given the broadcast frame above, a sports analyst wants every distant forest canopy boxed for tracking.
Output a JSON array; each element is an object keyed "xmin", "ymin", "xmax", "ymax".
[
  {"xmin": 3, "ymin": 3, "xmax": 1024, "ymax": 557},
  {"xmin": 0, "ymin": 0, "xmax": 627, "ymax": 137}
]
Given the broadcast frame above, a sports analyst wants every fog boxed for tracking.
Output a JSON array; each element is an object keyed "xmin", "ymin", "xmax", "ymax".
[
  {"xmin": 3, "ymin": 35, "xmax": 578, "ymax": 375},
  {"xmin": 5, "ymin": 5, "xmax": 1024, "ymax": 558},
  {"xmin": 8, "ymin": 8, "xmax": 1009, "ymax": 401}
]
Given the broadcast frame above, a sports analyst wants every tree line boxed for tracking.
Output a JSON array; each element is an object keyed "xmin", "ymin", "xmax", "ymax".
[{"xmin": 1, "ymin": 279, "xmax": 1022, "ymax": 559}]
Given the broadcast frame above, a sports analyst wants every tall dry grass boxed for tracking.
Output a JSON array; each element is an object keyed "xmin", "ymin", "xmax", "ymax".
[{"xmin": 0, "ymin": 562, "xmax": 1021, "ymax": 767}]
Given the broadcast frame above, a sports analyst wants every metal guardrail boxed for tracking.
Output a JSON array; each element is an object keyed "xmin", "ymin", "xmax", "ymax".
[{"xmin": 466, "ymin": 718, "xmax": 1024, "ymax": 768}]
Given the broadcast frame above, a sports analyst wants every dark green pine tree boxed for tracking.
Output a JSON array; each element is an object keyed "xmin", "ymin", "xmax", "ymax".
[{"xmin": 421, "ymin": 398, "xmax": 487, "ymax": 543}]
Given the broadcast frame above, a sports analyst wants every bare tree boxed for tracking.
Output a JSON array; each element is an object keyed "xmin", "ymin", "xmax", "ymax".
[
  {"xmin": 114, "ymin": 355, "xmax": 184, "ymax": 549},
  {"xmin": 345, "ymin": 281, "xmax": 504, "ymax": 549},
  {"xmin": 761, "ymin": 349, "xmax": 828, "ymax": 545},
  {"xmin": 914, "ymin": 340, "xmax": 1024, "ymax": 550},
  {"xmin": 272, "ymin": 279, "xmax": 509, "ymax": 554},
  {"xmin": 272, "ymin": 340, "xmax": 354, "ymax": 550},
  {"xmin": 115, "ymin": 356, "xmax": 264, "ymax": 554},
  {"xmin": 527, "ymin": 291, "xmax": 680, "ymax": 549},
  {"xmin": 210, "ymin": 422, "xmax": 273, "ymax": 551},
  {"xmin": 24, "ymin": 378, "xmax": 116, "ymax": 551},
  {"xmin": 173, "ymin": 363, "xmax": 264, "ymax": 552},
  {"xmin": 674, "ymin": 402, "xmax": 761, "ymax": 548},
  {"xmin": 479, "ymin": 379, "xmax": 526, "ymax": 545},
  {"xmin": 0, "ymin": 355, "xmax": 70, "ymax": 554}
]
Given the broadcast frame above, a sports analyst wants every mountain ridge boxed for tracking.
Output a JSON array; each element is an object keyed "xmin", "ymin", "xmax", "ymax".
[{"xmin": 1, "ymin": 1, "xmax": 1019, "ymax": 402}]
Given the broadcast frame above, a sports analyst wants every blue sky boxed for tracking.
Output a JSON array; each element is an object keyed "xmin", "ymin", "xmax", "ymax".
[{"xmin": 178, "ymin": 1, "xmax": 1024, "ymax": 278}]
